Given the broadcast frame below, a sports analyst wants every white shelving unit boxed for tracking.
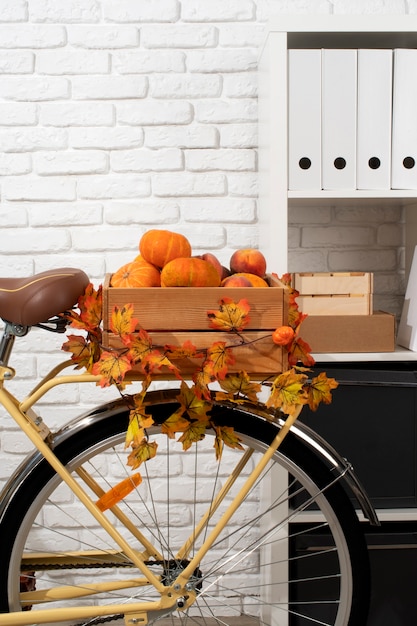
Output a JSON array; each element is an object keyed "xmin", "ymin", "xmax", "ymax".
[{"xmin": 258, "ymin": 15, "xmax": 417, "ymax": 363}]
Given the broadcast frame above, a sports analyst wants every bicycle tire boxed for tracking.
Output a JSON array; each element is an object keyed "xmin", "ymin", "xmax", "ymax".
[{"xmin": 0, "ymin": 391, "xmax": 370, "ymax": 626}]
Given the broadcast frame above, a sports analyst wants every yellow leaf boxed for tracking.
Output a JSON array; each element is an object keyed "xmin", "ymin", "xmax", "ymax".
[
  {"xmin": 205, "ymin": 341, "xmax": 235, "ymax": 380},
  {"xmin": 128, "ymin": 329, "xmax": 153, "ymax": 363},
  {"xmin": 164, "ymin": 340, "xmax": 204, "ymax": 361},
  {"xmin": 177, "ymin": 381, "xmax": 212, "ymax": 421},
  {"xmin": 125, "ymin": 406, "xmax": 154, "ymax": 449},
  {"xmin": 207, "ymin": 298, "xmax": 251, "ymax": 332},
  {"xmin": 192, "ymin": 367, "xmax": 215, "ymax": 401},
  {"xmin": 214, "ymin": 425, "xmax": 244, "ymax": 460},
  {"xmin": 91, "ymin": 351, "xmax": 132, "ymax": 387},
  {"xmin": 110, "ymin": 304, "xmax": 138, "ymax": 339},
  {"xmin": 178, "ymin": 420, "xmax": 209, "ymax": 451},
  {"xmin": 266, "ymin": 368, "xmax": 308, "ymax": 415},
  {"xmin": 160, "ymin": 409, "xmax": 190, "ymax": 439},
  {"xmin": 307, "ymin": 371, "xmax": 339, "ymax": 411},
  {"xmin": 127, "ymin": 440, "xmax": 158, "ymax": 470},
  {"xmin": 218, "ymin": 371, "xmax": 261, "ymax": 402}
]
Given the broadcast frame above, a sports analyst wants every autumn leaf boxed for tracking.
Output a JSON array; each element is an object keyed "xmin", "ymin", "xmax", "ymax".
[
  {"xmin": 110, "ymin": 304, "xmax": 139, "ymax": 340},
  {"xmin": 204, "ymin": 341, "xmax": 235, "ymax": 380},
  {"xmin": 160, "ymin": 408, "xmax": 190, "ymax": 439},
  {"xmin": 62, "ymin": 334, "xmax": 92, "ymax": 368},
  {"xmin": 192, "ymin": 367, "xmax": 215, "ymax": 401},
  {"xmin": 178, "ymin": 420, "xmax": 209, "ymax": 451},
  {"xmin": 207, "ymin": 298, "xmax": 251, "ymax": 332},
  {"xmin": 141, "ymin": 349, "xmax": 180, "ymax": 379},
  {"xmin": 177, "ymin": 381, "xmax": 212, "ymax": 421},
  {"xmin": 67, "ymin": 283, "xmax": 103, "ymax": 333},
  {"xmin": 125, "ymin": 406, "xmax": 154, "ymax": 448},
  {"xmin": 307, "ymin": 371, "xmax": 339, "ymax": 411},
  {"xmin": 164, "ymin": 340, "xmax": 204, "ymax": 361},
  {"xmin": 128, "ymin": 329, "xmax": 153, "ymax": 364},
  {"xmin": 217, "ymin": 371, "xmax": 261, "ymax": 402},
  {"xmin": 127, "ymin": 440, "xmax": 158, "ymax": 470},
  {"xmin": 213, "ymin": 425, "xmax": 244, "ymax": 460},
  {"xmin": 266, "ymin": 368, "xmax": 308, "ymax": 415},
  {"xmin": 288, "ymin": 336, "xmax": 315, "ymax": 367},
  {"xmin": 91, "ymin": 350, "xmax": 132, "ymax": 387}
]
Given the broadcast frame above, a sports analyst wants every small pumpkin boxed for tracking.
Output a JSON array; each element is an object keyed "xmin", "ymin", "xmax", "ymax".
[
  {"xmin": 139, "ymin": 229, "xmax": 192, "ymax": 269},
  {"xmin": 161, "ymin": 257, "xmax": 221, "ymax": 287},
  {"xmin": 110, "ymin": 259, "xmax": 161, "ymax": 288}
]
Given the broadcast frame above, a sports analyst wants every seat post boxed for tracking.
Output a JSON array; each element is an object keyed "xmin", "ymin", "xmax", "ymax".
[{"xmin": 0, "ymin": 322, "xmax": 29, "ymax": 367}]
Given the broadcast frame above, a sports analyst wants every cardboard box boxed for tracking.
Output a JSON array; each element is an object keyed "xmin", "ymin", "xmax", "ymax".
[
  {"xmin": 300, "ymin": 311, "xmax": 395, "ymax": 353},
  {"xmin": 102, "ymin": 274, "xmax": 289, "ymax": 379},
  {"xmin": 293, "ymin": 272, "xmax": 373, "ymax": 315}
]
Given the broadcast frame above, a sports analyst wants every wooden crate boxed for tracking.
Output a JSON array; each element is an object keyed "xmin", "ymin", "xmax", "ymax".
[
  {"xmin": 102, "ymin": 274, "xmax": 289, "ymax": 379},
  {"xmin": 293, "ymin": 272, "xmax": 373, "ymax": 315}
]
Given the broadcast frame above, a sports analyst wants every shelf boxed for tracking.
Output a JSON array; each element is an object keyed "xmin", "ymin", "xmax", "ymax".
[
  {"xmin": 313, "ymin": 346, "xmax": 417, "ymax": 363},
  {"xmin": 288, "ymin": 189, "xmax": 417, "ymax": 207}
]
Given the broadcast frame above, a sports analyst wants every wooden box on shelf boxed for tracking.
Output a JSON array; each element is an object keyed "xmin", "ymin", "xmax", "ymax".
[
  {"xmin": 102, "ymin": 274, "xmax": 289, "ymax": 379},
  {"xmin": 293, "ymin": 272, "xmax": 373, "ymax": 315}
]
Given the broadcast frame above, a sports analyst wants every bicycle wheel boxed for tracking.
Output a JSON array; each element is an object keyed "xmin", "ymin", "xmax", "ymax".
[{"xmin": 0, "ymin": 390, "xmax": 369, "ymax": 626}]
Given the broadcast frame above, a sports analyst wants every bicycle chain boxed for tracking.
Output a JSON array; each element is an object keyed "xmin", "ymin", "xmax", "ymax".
[{"xmin": 73, "ymin": 614, "xmax": 124, "ymax": 626}]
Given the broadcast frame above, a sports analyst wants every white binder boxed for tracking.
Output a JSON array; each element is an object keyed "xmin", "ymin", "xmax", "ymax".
[
  {"xmin": 288, "ymin": 49, "xmax": 321, "ymax": 190},
  {"xmin": 391, "ymin": 48, "xmax": 417, "ymax": 189},
  {"xmin": 357, "ymin": 49, "xmax": 393, "ymax": 190},
  {"xmin": 321, "ymin": 49, "xmax": 357, "ymax": 190}
]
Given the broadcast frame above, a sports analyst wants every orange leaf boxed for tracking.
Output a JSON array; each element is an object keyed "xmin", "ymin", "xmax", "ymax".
[
  {"xmin": 110, "ymin": 304, "xmax": 139, "ymax": 339},
  {"xmin": 192, "ymin": 367, "xmax": 215, "ymax": 401},
  {"xmin": 307, "ymin": 371, "xmax": 339, "ymax": 411},
  {"xmin": 204, "ymin": 341, "xmax": 235, "ymax": 380},
  {"xmin": 266, "ymin": 368, "xmax": 308, "ymax": 415},
  {"xmin": 164, "ymin": 340, "xmax": 204, "ymax": 361},
  {"xmin": 141, "ymin": 349, "xmax": 180, "ymax": 378},
  {"xmin": 178, "ymin": 420, "xmax": 209, "ymax": 451},
  {"xmin": 213, "ymin": 425, "xmax": 244, "ymax": 460},
  {"xmin": 160, "ymin": 409, "xmax": 190, "ymax": 439},
  {"xmin": 177, "ymin": 381, "xmax": 212, "ymax": 421},
  {"xmin": 288, "ymin": 336, "xmax": 315, "ymax": 367},
  {"xmin": 127, "ymin": 440, "xmax": 158, "ymax": 470},
  {"xmin": 91, "ymin": 350, "xmax": 132, "ymax": 387},
  {"xmin": 67, "ymin": 283, "xmax": 103, "ymax": 333},
  {"xmin": 128, "ymin": 329, "xmax": 153, "ymax": 364},
  {"xmin": 62, "ymin": 334, "xmax": 91, "ymax": 367},
  {"xmin": 207, "ymin": 298, "xmax": 251, "ymax": 332},
  {"xmin": 217, "ymin": 371, "xmax": 261, "ymax": 402}
]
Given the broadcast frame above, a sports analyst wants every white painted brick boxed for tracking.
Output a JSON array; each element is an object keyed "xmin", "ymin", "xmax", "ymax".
[
  {"xmin": 35, "ymin": 151, "xmax": 108, "ymax": 175},
  {"xmin": 329, "ymin": 249, "xmax": 398, "ymax": 271},
  {"xmin": 77, "ymin": 175, "xmax": 151, "ymax": 199},
  {"xmin": 5, "ymin": 177, "xmax": 76, "ymax": 201},
  {"xmin": 103, "ymin": 0, "xmax": 180, "ymax": 22},
  {"xmin": 28, "ymin": 202, "xmax": 103, "ymax": 226},
  {"xmin": 185, "ymin": 148, "xmax": 256, "ymax": 171},
  {"xmin": 0, "ymin": 77, "xmax": 69, "ymax": 101},
  {"xmin": 0, "ymin": 256, "xmax": 34, "ymax": 276},
  {"xmin": 40, "ymin": 102, "xmax": 114, "ymax": 127},
  {"xmin": 288, "ymin": 226, "xmax": 301, "ymax": 249},
  {"xmin": 111, "ymin": 148, "xmax": 183, "ymax": 172},
  {"xmin": 225, "ymin": 225, "xmax": 259, "ymax": 249},
  {"xmin": 256, "ymin": 0, "xmax": 329, "ymax": 21},
  {"xmin": 0, "ymin": 206, "xmax": 28, "ymax": 226},
  {"xmin": 35, "ymin": 254, "xmax": 105, "ymax": 278},
  {"xmin": 334, "ymin": 205, "xmax": 401, "ymax": 223},
  {"xmin": 0, "ymin": 228, "xmax": 71, "ymax": 253},
  {"xmin": 289, "ymin": 205, "xmax": 331, "ymax": 224},
  {"xmin": 194, "ymin": 99, "xmax": 257, "ymax": 123},
  {"xmin": 0, "ymin": 51, "xmax": 34, "ymax": 73},
  {"xmin": 0, "ymin": 128, "xmax": 68, "ymax": 152},
  {"xmin": 227, "ymin": 172, "xmax": 258, "ymax": 196},
  {"xmin": 152, "ymin": 172, "xmax": 226, "ymax": 196},
  {"xmin": 68, "ymin": 25, "xmax": 139, "ymax": 48},
  {"xmin": 288, "ymin": 249, "xmax": 328, "ymax": 274},
  {"xmin": 141, "ymin": 25, "xmax": 217, "ymax": 48},
  {"xmin": 223, "ymin": 72, "xmax": 257, "ymax": 97},
  {"xmin": 70, "ymin": 127, "xmax": 143, "ymax": 150},
  {"xmin": 181, "ymin": 0, "xmax": 255, "ymax": 22},
  {"xmin": 117, "ymin": 100, "xmax": 193, "ymax": 125},
  {"xmin": 36, "ymin": 50, "xmax": 110, "ymax": 75},
  {"xmin": 104, "ymin": 200, "xmax": 180, "ymax": 224},
  {"xmin": 219, "ymin": 123, "xmax": 257, "ymax": 148},
  {"xmin": 113, "ymin": 50, "xmax": 186, "ymax": 74},
  {"xmin": 332, "ymin": 0, "xmax": 404, "ymax": 14},
  {"xmin": 377, "ymin": 223, "xmax": 403, "ymax": 246},
  {"xmin": 187, "ymin": 49, "xmax": 257, "ymax": 73},
  {"xmin": 71, "ymin": 227, "xmax": 141, "ymax": 251},
  {"xmin": 0, "ymin": 0, "xmax": 27, "ymax": 21},
  {"xmin": 218, "ymin": 23, "xmax": 264, "ymax": 47},
  {"xmin": 0, "ymin": 25, "xmax": 66, "ymax": 48},
  {"xmin": 145, "ymin": 125, "xmax": 218, "ymax": 149},
  {"xmin": 0, "ymin": 154, "xmax": 32, "ymax": 175},
  {"xmin": 72, "ymin": 75, "xmax": 148, "ymax": 100},
  {"xmin": 301, "ymin": 226, "xmax": 374, "ymax": 247},
  {"xmin": 0, "ymin": 103, "xmax": 38, "ymax": 125},
  {"xmin": 181, "ymin": 197, "xmax": 256, "ymax": 223},
  {"xmin": 150, "ymin": 74, "xmax": 222, "ymax": 99},
  {"xmin": 30, "ymin": 0, "xmax": 101, "ymax": 23},
  {"xmin": 178, "ymin": 225, "xmax": 226, "ymax": 250}
]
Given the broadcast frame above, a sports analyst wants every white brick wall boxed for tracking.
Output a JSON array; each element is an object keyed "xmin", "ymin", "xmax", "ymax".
[{"xmin": 0, "ymin": 0, "xmax": 410, "ymax": 479}]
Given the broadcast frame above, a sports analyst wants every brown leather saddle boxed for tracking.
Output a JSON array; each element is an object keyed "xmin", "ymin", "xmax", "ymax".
[{"xmin": 0, "ymin": 268, "xmax": 89, "ymax": 326}]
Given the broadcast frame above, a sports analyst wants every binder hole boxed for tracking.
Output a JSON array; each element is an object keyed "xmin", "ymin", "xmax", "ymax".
[
  {"xmin": 334, "ymin": 157, "xmax": 346, "ymax": 170},
  {"xmin": 403, "ymin": 157, "xmax": 415, "ymax": 170},
  {"xmin": 299, "ymin": 157, "xmax": 312, "ymax": 170},
  {"xmin": 368, "ymin": 157, "xmax": 381, "ymax": 170}
]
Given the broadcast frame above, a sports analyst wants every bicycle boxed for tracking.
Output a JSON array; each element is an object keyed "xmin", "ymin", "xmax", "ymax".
[{"xmin": 0, "ymin": 267, "xmax": 379, "ymax": 626}]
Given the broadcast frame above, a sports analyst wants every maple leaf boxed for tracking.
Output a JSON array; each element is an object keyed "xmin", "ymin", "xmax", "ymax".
[
  {"xmin": 217, "ymin": 371, "xmax": 261, "ymax": 402},
  {"xmin": 204, "ymin": 341, "xmax": 235, "ymax": 380},
  {"xmin": 192, "ymin": 367, "xmax": 215, "ymax": 401},
  {"xmin": 307, "ymin": 371, "xmax": 339, "ymax": 411},
  {"xmin": 213, "ymin": 425, "xmax": 244, "ymax": 460},
  {"xmin": 125, "ymin": 405, "xmax": 154, "ymax": 449},
  {"xmin": 164, "ymin": 340, "xmax": 204, "ymax": 361},
  {"xmin": 207, "ymin": 298, "xmax": 251, "ymax": 332},
  {"xmin": 177, "ymin": 381, "xmax": 212, "ymax": 421},
  {"xmin": 67, "ymin": 283, "xmax": 103, "ymax": 333},
  {"xmin": 62, "ymin": 334, "xmax": 92, "ymax": 368},
  {"xmin": 141, "ymin": 349, "xmax": 181, "ymax": 379},
  {"xmin": 110, "ymin": 304, "xmax": 139, "ymax": 340},
  {"xmin": 91, "ymin": 350, "xmax": 132, "ymax": 387},
  {"xmin": 160, "ymin": 408, "xmax": 190, "ymax": 439},
  {"xmin": 127, "ymin": 440, "xmax": 158, "ymax": 470},
  {"xmin": 128, "ymin": 329, "xmax": 153, "ymax": 364},
  {"xmin": 288, "ymin": 336, "xmax": 315, "ymax": 367},
  {"xmin": 266, "ymin": 368, "xmax": 308, "ymax": 415},
  {"xmin": 178, "ymin": 419, "xmax": 209, "ymax": 451}
]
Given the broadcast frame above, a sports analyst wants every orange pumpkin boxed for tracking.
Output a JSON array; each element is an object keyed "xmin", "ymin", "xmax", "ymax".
[
  {"xmin": 139, "ymin": 229, "xmax": 192, "ymax": 269},
  {"xmin": 161, "ymin": 257, "xmax": 221, "ymax": 287},
  {"xmin": 110, "ymin": 259, "xmax": 161, "ymax": 288}
]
